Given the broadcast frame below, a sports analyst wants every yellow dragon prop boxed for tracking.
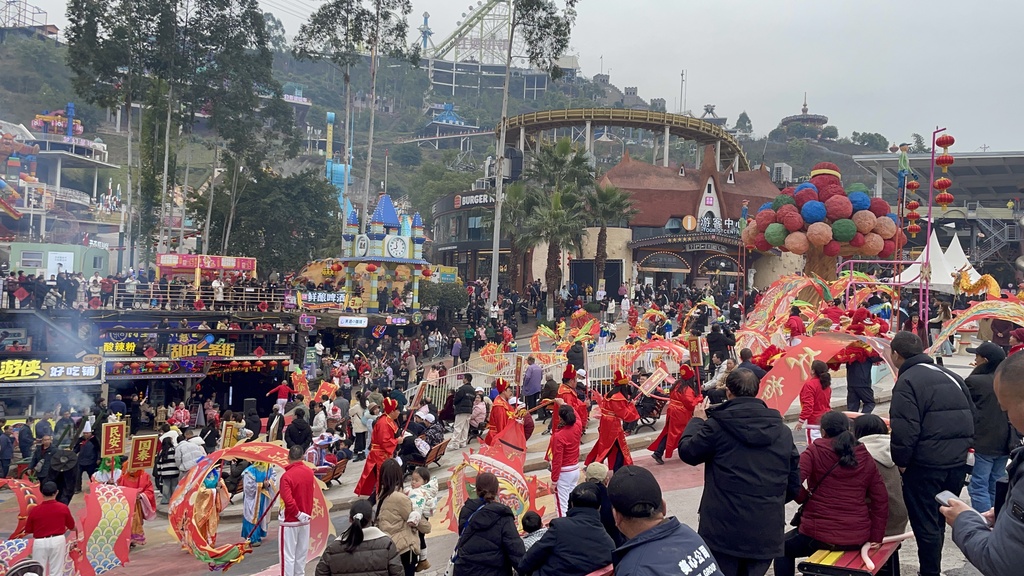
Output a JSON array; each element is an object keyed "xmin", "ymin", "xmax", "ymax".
[{"xmin": 951, "ymin": 265, "xmax": 1001, "ymax": 300}]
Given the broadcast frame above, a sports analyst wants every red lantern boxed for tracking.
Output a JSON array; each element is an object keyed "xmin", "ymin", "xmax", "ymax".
[
  {"xmin": 229, "ymin": 360, "xmax": 240, "ymax": 367},
  {"xmin": 269, "ymin": 360, "xmax": 278, "ymax": 367},
  {"xmin": 366, "ymin": 263, "xmax": 378, "ymax": 273},
  {"xmin": 255, "ymin": 360, "xmax": 265, "ymax": 367},
  {"xmin": 906, "ymin": 200, "xmax": 920, "ymax": 211},
  {"xmin": 907, "ymin": 222, "xmax": 922, "ymax": 238},
  {"xmin": 933, "ymin": 177, "xmax": 952, "ymax": 191},
  {"xmin": 935, "ymin": 134, "xmax": 955, "ymax": 149},
  {"xmin": 421, "ymin": 268, "xmax": 432, "ymax": 278},
  {"xmin": 331, "ymin": 262, "xmax": 343, "ymax": 272},
  {"xmin": 145, "ymin": 361, "xmax": 156, "ymax": 369},
  {"xmin": 905, "ymin": 210, "xmax": 921, "ymax": 221},
  {"xmin": 242, "ymin": 361, "xmax": 252, "ymax": 368},
  {"xmin": 282, "ymin": 360, "xmax": 290, "ymax": 367},
  {"xmin": 159, "ymin": 362, "xmax": 170, "ymax": 369},
  {"xmin": 130, "ymin": 362, "xmax": 140, "ymax": 370},
  {"xmin": 936, "ymin": 191, "xmax": 955, "ymax": 210},
  {"xmin": 113, "ymin": 362, "xmax": 124, "ymax": 370},
  {"xmin": 906, "ymin": 180, "xmax": 920, "ymax": 191},
  {"xmin": 935, "ymin": 153, "xmax": 955, "ymax": 173}
]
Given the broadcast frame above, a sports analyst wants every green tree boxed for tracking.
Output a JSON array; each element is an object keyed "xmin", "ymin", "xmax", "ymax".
[
  {"xmin": 264, "ymin": 12, "xmax": 288, "ymax": 53},
  {"xmin": 390, "ymin": 143, "xmax": 422, "ymax": 167},
  {"xmin": 482, "ymin": 182, "xmax": 542, "ymax": 292},
  {"xmin": 786, "ymin": 139, "xmax": 807, "ymax": 164},
  {"xmin": 419, "ymin": 281, "xmax": 470, "ymax": 323},
  {"xmin": 527, "ymin": 189, "xmax": 588, "ymax": 319},
  {"xmin": 768, "ymin": 127, "xmax": 787, "ymax": 142},
  {"xmin": 911, "ymin": 133, "xmax": 931, "ymax": 154},
  {"xmin": 786, "ymin": 122, "xmax": 819, "ymax": 139},
  {"xmin": 851, "ymin": 131, "xmax": 889, "ymax": 152},
  {"xmin": 585, "ymin": 184, "xmax": 636, "ymax": 292},
  {"xmin": 820, "ymin": 125, "xmax": 839, "ymax": 140},
  {"xmin": 735, "ymin": 111, "xmax": 752, "ymax": 133}
]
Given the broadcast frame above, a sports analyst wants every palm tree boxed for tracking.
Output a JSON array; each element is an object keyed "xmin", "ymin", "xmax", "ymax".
[
  {"xmin": 527, "ymin": 137, "xmax": 594, "ymax": 192},
  {"xmin": 527, "ymin": 188, "xmax": 588, "ymax": 320},
  {"xmin": 585, "ymin": 184, "xmax": 637, "ymax": 291}
]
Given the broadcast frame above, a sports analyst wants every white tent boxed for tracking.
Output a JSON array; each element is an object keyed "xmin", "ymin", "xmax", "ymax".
[
  {"xmin": 942, "ymin": 235, "xmax": 982, "ymax": 283},
  {"xmin": 892, "ymin": 230, "xmax": 960, "ymax": 293}
]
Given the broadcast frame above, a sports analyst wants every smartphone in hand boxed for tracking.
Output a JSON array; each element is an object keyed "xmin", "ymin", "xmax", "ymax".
[{"xmin": 935, "ymin": 490, "xmax": 959, "ymax": 506}]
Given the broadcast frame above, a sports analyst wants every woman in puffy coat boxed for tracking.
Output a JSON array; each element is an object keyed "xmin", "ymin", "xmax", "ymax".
[
  {"xmin": 316, "ymin": 499, "xmax": 402, "ymax": 576},
  {"xmin": 795, "ymin": 360, "xmax": 832, "ymax": 444},
  {"xmin": 454, "ymin": 472, "xmax": 525, "ymax": 576},
  {"xmin": 774, "ymin": 411, "xmax": 888, "ymax": 576},
  {"xmin": 375, "ymin": 459, "xmax": 427, "ymax": 576}
]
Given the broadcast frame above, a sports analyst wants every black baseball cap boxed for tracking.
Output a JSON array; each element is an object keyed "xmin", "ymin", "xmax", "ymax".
[
  {"xmin": 966, "ymin": 341, "xmax": 1006, "ymax": 364},
  {"xmin": 607, "ymin": 465, "xmax": 662, "ymax": 518}
]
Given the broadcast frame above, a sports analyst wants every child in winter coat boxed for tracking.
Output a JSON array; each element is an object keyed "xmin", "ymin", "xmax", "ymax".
[{"xmin": 405, "ymin": 466, "xmax": 438, "ymax": 571}]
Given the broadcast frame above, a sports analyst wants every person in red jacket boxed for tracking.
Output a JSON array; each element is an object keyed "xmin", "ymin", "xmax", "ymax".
[
  {"xmin": 586, "ymin": 370, "xmax": 640, "ymax": 470},
  {"xmin": 485, "ymin": 378, "xmax": 518, "ymax": 445},
  {"xmin": 546, "ymin": 366, "xmax": 587, "ymax": 457},
  {"xmin": 279, "ymin": 444, "xmax": 315, "ymax": 576},
  {"xmin": 550, "ymin": 401, "xmax": 584, "ymax": 517},
  {"xmin": 785, "ymin": 307, "xmax": 806, "ymax": 345},
  {"xmin": 795, "ymin": 360, "xmax": 832, "ymax": 444},
  {"xmin": 265, "ymin": 380, "xmax": 293, "ymax": 413},
  {"xmin": 354, "ymin": 398, "xmax": 400, "ymax": 496},
  {"xmin": 774, "ymin": 411, "xmax": 888, "ymax": 576},
  {"xmin": 649, "ymin": 365, "xmax": 702, "ymax": 465}
]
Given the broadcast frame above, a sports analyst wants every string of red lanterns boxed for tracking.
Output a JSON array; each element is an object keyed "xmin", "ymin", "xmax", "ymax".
[{"xmin": 934, "ymin": 135, "xmax": 955, "ymax": 210}]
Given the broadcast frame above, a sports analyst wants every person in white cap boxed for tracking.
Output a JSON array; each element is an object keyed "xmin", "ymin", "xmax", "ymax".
[
  {"xmin": 423, "ymin": 412, "xmax": 446, "ymax": 448},
  {"xmin": 74, "ymin": 420, "xmax": 100, "ymax": 492}
]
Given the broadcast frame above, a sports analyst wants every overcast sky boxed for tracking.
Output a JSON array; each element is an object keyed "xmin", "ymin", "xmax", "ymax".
[{"xmin": 34, "ymin": 0, "xmax": 1024, "ymax": 150}]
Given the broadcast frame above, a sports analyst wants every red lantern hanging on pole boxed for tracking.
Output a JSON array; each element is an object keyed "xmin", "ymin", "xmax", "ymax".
[
  {"xmin": 934, "ymin": 177, "xmax": 954, "ymax": 210},
  {"xmin": 907, "ymin": 222, "xmax": 922, "ymax": 238}
]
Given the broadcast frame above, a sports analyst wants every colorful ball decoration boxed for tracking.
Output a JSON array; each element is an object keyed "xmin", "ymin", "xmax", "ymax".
[
  {"xmin": 849, "ymin": 232, "xmax": 866, "ymax": 248},
  {"xmin": 754, "ymin": 233, "xmax": 772, "ymax": 252},
  {"xmin": 852, "ymin": 210, "xmax": 877, "ymax": 234},
  {"xmin": 831, "ymin": 219, "xmax": 857, "ymax": 242},
  {"xmin": 784, "ymin": 231, "xmax": 810, "ymax": 255},
  {"xmin": 824, "ymin": 195, "xmax": 854, "ymax": 221},
  {"xmin": 794, "ymin": 182, "xmax": 818, "ymax": 193},
  {"xmin": 776, "ymin": 203, "xmax": 800, "ymax": 218},
  {"xmin": 868, "ymin": 198, "xmax": 891, "ymax": 217},
  {"xmin": 810, "ymin": 174, "xmax": 841, "ymax": 191},
  {"xmin": 801, "ymin": 200, "xmax": 827, "ymax": 224},
  {"xmin": 848, "ymin": 191, "xmax": 872, "ymax": 212},
  {"xmin": 764, "ymin": 223, "xmax": 788, "ymax": 247},
  {"xmin": 741, "ymin": 225, "xmax": 757, "ymax": 247},
  {"xmin": 818, "ymin": 184, "xmax": 846, "ymax": 204},
  {"xmin": 823, "ymin": 240, "xmax": 842, "ymax": 257},
  {"xmin": 772, "ymin": 194, "xmax": 797, "ymax": 211},
  {"xmin": 872, "ymin": 215, "xmax": 897, "ymax": 239},
  {"xmin": 780, "ymin": 210, "xmax": 805, "ymax": 232},
  {"xmin": 811, "ymin": 161, "xmax": 842, "ymax": 178},
  {"xmin": 879, "ymin": 239, "xmax": 897, "ymax": 258},
  {"xmin": 780, "ymin": 186, "xmax": 796, "ymax": 197},
  {"xmin": 845, "ymin": 182, "xmax": 870, "ymax": 194},
  {"xmin": 755, "ymin": 209, "xmax": 777, "ymax": 231},
  {"xmin": 794, "ymin": 188, "xmax": 818, "ymax": 208},
  {"xmin": 807, "ymin": 222, "xmax": 833, "ymax": 247},
  {"xmin": 758, "ymin": 201, "xmax": 773, "ymax": 212},
  {"xmin": 862, "ymin": 233, "xmax": 884, "ymax": 256},
  {"xmin": 894, "ymin": 228, "xmax": 908, "ymax": 248}
]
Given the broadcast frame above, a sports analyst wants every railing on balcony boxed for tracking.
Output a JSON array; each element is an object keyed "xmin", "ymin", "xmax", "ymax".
[{"xmin": 22, "ymin": 182, "xmax": 93, "ymax": 206}]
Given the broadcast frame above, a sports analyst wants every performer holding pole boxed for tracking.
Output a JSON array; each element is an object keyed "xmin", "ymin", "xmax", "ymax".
[
  {"xmin": 484, "ymin": 379, "xmax": 517, "ymax": 445},
  {"xmin": 649, "ymin": 365, "xmax": 702, "ymax": 465},
  {"xmin": 585, "ymin": 370, "xmax": 639, "ymax": 471},
  {"xmin": 354, "ymin": 398, "xmax": 400, "ymax": 497}
]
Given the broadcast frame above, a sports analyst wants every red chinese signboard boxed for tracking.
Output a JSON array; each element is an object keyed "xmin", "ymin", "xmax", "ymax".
[
  {"xmin": 100, "ymin": 421, "xmax": 127, "ymax": 458},
  {"xmin": 156, "ymin": 254, "xmax": 257, "ymax": 271},
  {"xmin": 127, "ymin": 434, "xmax": 159, "ymax": 471}
]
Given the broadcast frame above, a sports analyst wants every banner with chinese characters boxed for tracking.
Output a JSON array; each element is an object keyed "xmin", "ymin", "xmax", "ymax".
[
  {"xmin": 296, "ymin": 291, "xmax": 348, "ymax": 311},
  {"xmin": 156, "ymin": 253, "xmax": 257, "ymax": 271},
  {"xmin": 169, "ymin": 341, "xmax": 236, "ymax": 360},
  {"xmin": 0, "ymin": 357, "xmax": 103, "ymax": 385},
  {"xmin": 101, "ymin": 421, "xmax": 127, "ymax": 458},
  {"xmin": 127, "ymin": 435, "xmax": 159, "ymax": 471}
]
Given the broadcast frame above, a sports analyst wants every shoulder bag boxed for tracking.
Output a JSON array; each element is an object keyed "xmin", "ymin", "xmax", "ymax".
[
  {"xmin": 790, "ymin": 460, "xmax": 841, "ymax": 527},
  {"xmin": 444, "ymin": 502, "xmax": 486, "ymax": 576}
]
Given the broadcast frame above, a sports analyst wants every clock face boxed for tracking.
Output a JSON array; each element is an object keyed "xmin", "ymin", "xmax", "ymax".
[{"xmin": 386, "ymin": 236, "xmax": 408, "ymax": 258}]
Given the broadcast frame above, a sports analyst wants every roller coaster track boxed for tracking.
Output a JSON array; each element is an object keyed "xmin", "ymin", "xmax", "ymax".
[
  {"xmin": 502, "ymin": 108, "xmax": 750, "ymax": 170},
  {"xmin": 393, "ymin": 129, "xmax": 494, "ymax": 145}
]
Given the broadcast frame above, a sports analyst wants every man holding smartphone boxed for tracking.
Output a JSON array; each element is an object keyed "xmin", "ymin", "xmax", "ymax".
[{"xmin": 941, "ymin": 350, "xmax": 1024, "ymax": 575}]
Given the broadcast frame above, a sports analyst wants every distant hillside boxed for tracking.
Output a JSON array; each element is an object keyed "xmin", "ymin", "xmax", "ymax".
[{"xmin": 741, "ymin": 137, "xmax": 880, "ymax": 187}]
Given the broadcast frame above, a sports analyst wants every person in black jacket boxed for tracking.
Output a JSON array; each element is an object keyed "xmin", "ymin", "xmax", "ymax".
[
  {"xmin": 705, "ymin": 323, "xmax": 735, "ymax": 361},
  {"xmin": 566, "ymin": 342, "xmax": 585, "ymax": 371},
  {"xmin": 18, "ymin": 417, "xmax": 35, "ymax": 459},
  {"xmin": 285, "ymin": 408, "xmax": 314, "ymax": 450},
  {"xmin": 244, "ymin": 408, "xmax": 262, "ymax": 442},
  {"xmin": 454, "ymin": 472, "xmax": 525, "ymax": 576},
  {"xmin": 678, "ymin": 368, "xmax": 800, "ymax": 576},
  {"xmin": 735, "ymin": 348, "xmax": 767, "ymax": 382},
  {"xmin": 73, "ymin": 423, "xmax": 100, "ymax": 492},
  {"xmin": 452, "ymin": 375, "xmax": 476, "ymax": 450},
  {"xmin": 963, "ymin": 341, "xmax": 1010, "ymax": 513},
  {"xmin": 889, "ymin": 331, "xmax": 974, "ymax": 576},
  {"xmin": 518, "ymin": 482, "xmax": 614, "ymax": 576}
]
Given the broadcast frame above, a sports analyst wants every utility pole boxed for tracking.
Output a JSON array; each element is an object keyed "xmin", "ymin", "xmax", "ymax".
[
  {"xmin": 488, "ymin": 1, "xmax": 515, "ymax": 304},
  {"xmin": 680, "ymin": 69, "xmax": 687, "ymax": 115}
]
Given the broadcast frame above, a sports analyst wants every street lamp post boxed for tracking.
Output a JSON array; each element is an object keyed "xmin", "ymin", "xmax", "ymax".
[{"xmin": 487, "ymin": 3, "xmax": 516, "ymax": 306}]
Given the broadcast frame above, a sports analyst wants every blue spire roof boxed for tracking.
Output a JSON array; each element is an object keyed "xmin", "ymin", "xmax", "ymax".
[
  {"xmin": 347, "ymin": 209, "xmax": 360, "ymax": 226},
  {"xmin": 412, "ymin": 212, "xmax": 423, "ymax": 227},
  {"xmin": 372, "ymin": 194, "xmax": 400, "ymax": 228}
]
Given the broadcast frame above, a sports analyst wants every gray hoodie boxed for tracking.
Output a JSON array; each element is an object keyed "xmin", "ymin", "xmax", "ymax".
[{"xmin": 859, "ymin": 433, "xmax": 909, "ymax": 536}]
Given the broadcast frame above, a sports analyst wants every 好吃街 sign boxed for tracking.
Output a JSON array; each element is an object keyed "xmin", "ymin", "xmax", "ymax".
[{"xmin": 0, "ymin": 357, "xmax": 102, "ymax": 385}]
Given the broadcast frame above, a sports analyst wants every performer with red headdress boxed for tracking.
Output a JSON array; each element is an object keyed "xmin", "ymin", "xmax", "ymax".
[
  {"xmin": 119, "ymin": 463, "xmax": 156, "ymax": 547},
  {"xmin": 649, "ymin": 365, "xmax": 702, "ymax": 465},
  {"xmin": 485, "ymin": 378, "xmax": 518, "ymax": 445},
  {"xmin": 585, "ymin": 370, "xmax": 640, "ymax": 471},
  {"xmin": 546, "ymin": 365, "xmax": 588, "ymax": 457},
  {"xmin": 354, "ymin": 397, "xmax": 400, "ymax": 496}
]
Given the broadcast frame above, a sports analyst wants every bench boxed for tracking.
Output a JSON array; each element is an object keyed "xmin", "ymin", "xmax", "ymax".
[
  {"xmin": 424, "ymin": 439, "xmax": 450, "ymax": 468},
  {"xmin": 797, "ymin": 541, "xmax": 901, "ymax": 576},
  {"xmin": 635, "ymin": 398, "xmax": 665, "ymax": 433}
]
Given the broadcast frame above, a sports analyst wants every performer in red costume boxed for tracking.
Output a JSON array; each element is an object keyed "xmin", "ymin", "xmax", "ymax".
[
  {"xmin": 485, "ymin": 378, "xmax": 518, "ymax": 445},
  {"xmin": 784, "ymin": 306, "xmax": 806, "ymax": 345},
  {"xmin": 649, "ymin": 365, "xmax": 702, "ymax": 465},
  {"xmin": 585, "ymin": 370, "xmax": 639, "ymax": 471},
  {"xmin": 546, "ymin": 365, "xmax": 588, "ymax": 460},
  {"xmin": 549, "ymin": 401, "xmax": 584, "ymax": 517},
  {"xmin": 353, "ymin": 398, "xmax": 400, "ymax": 496}
]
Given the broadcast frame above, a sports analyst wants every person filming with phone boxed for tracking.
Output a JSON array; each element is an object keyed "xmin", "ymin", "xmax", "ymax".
[{"xmin": 941, "ymin": 350, "xmax": 1024, "ymax": 575}]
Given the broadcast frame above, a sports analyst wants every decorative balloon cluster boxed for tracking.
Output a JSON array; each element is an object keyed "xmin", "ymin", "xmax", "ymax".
[{"xmin": 741, "ymin": 162, "xmax": 908, "ymax": 258}]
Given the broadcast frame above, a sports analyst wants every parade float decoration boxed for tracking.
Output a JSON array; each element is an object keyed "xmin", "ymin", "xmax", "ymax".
[
  {"xmin": 442, "ymin": 420, "xmax": 547, "ymax": 533},
  {"xmin": 951, "ymin": 265, "xmax": 1001, "ymax": 300},
  {"xmin": 926, "ymin": 299, "xmax": 1024, "ymax": 354},
  {"xmin": 0, "ymin": 478, "xmax": 134, "ymax": 576},
  {"xmin": 168, "ymin": 443, "xmax": 333, "ymax": 571},
  {"xmin": 741, "ymin": 162, "xmax": 907, "ymax": 282}
]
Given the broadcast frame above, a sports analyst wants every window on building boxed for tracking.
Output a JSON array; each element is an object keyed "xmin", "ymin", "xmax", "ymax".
[
  {"xmin": 664, "ymin": 218, "xmax": 683, "ymax": 234},
  {"xmin": 93, "ymin": 256, "xmax": 104, "ymax": 269},
  {"xmin": 727, "ymin": 171, "xmax": 735, "ymax": 184},
  {"xmin": 706, "ymin": 183, "xmax": 712, "ymax": 194},
  {"xmin": 22, "ymin": 251, "xmax": 43, "ymax": 268},
  {"xmin": 467, "ymin": 216, "xmax": 484, "ymax": 241}
]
